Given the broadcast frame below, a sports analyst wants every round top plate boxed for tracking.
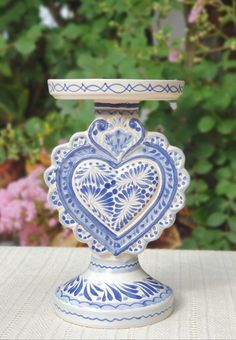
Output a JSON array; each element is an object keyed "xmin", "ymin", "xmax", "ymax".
[{"xmin": 47, "ymin": 79, "xmax": 184, "ymax": 101}]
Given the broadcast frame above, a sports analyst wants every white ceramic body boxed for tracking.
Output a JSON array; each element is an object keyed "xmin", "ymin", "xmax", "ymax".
[
  {"xmin": 48, "ymin": 78, "xmax": 184, "ymax": 101},
  {"xmin": 55, "ymin": 253, "xmax": 174, "ymax": 328},
  {"xmin": 45, "ymin": 79, "xmax": 189, "ymax": 328}
]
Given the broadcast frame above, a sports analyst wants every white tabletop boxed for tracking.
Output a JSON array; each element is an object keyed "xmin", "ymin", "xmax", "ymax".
[{"xmin": 0, "ymin": 247, "xmax": 235, "ymax": 340}]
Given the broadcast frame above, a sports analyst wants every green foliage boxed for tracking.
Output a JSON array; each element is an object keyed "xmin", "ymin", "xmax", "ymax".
[
  {"xmin": 198, "ymin": 116, "xmax": 215, "ymax": 133},
  {"xmin": 0, "ymin": 0, "xmax": 236, "ymax": 249},
  {"xmin": 0, "ymin": 124, "xmax": 40, "ymax": 163}
]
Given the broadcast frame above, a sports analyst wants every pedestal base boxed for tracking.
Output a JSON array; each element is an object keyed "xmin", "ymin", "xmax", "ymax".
[{"xmin": 54, "ymin": 254, "xmax": 174, "ymax": 328}]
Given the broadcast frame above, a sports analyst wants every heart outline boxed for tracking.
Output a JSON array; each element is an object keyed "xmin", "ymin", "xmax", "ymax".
[
  {"xmin": 88, "ymin": 118, "xmax": 145, "ymax": 162},
  {"xmin": 55, "ymin": 142, "xmax": 178, "ymax": 254},
  {"xmin": 71, "ymin": 158, "xmax": 163, "ymax": 236}
]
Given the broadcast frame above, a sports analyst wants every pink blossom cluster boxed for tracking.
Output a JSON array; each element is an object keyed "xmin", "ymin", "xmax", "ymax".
[
  {"xmin": 0, "ymin": 167, "xmax": 57, "ymax": 246},
  {"xmin": 188, "ymin": 0, "xmax": 203, "ymax": 24},
  {"xmin": 168, "ymin": 1, "xmax": 203, "ymax": 64},
  {"xmin": 168, "ymin": 48, "xmax": 180, "ymax": 63}
]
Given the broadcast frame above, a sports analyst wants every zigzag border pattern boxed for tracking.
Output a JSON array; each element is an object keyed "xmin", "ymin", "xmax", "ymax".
[
  {"xmin": 48, "ymin": 82, "xmax": 184, "ymax": 94},
  {"xmin": 89, "ymin": 260, "xmax": 139, "ymax": 270},
  {"xmin": 56, "ymin": 287, "xmax": 172, "ymax": 310},
  {"xmin": 55, "ymin": 303, "xmax": 172, "ymax": 322}
]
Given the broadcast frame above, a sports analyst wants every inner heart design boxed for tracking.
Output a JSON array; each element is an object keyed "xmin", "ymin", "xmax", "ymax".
[{"xmin": 72, "ymin": 159, "xmax": 162, "ymax": 235}]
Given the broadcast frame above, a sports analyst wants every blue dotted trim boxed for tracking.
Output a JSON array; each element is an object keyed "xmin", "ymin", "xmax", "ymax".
[{"xmin": 55, "ymin": 303, "xmax": 172, "ymax": 322}]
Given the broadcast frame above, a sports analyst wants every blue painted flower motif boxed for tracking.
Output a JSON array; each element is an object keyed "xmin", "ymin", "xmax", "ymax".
[
  {"xmin": 112, "ymin": 187, "xmax": 146, "ymax": 230},
  {"xmin": 79, "ymin": 185, "xmax": 114, "ymax": 223},
  {"xmin": 104, "ymin": 130, "xmax": 132, "ymax": 157},
  {"xmin": 44, "ymin": 101, "xmax": 189, "ymax": 255},
  {"xmin": 116, "ymin": 163, "xmax": 158, "ymax": 190},
  {"xmin": 74, "ymin": 163, "xmax": 111, "ymax": 186},
  {"xmin": 58, "ymin": 275, "xmax": 168, "ymax": 305},
  {"xmin": 73, "ymin": 160, "xmax": 159, "ymax": 233}
]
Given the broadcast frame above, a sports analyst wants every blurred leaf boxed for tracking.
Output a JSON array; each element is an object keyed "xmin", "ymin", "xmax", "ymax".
[
  {"xmin": 181, "ymin": 238, "xmax": 198, "ymax": 249},
  {"xmin": 207, "ymin": 212, "xmax": 226, "ymax": 227},
  {"xmin": 17, "ymin": 89, "xmax": 29, "ymax": 115},
  {"xmin": 217, "ymin": 119, "xmax": 236, "ymax": 135},
  {"xmin": 192, "ymin": 61, "xmax": 219, "ymax": 81},
  {"xmin": 224, "ymin": 37, "xmax": 236, "ymax": 51},
  {"xmin": 192, "ymin": 209, "xmax": 208, "ymax": 224},
  {"xmin": 216, "ymin": 181, "xmax": 236, "ymax": 199},
  {"xmin": 62, "ymin": 23, "xmax": 81, "ymax": 39},
  {"xmin": 214, "ymin": 151, "xmax": 227, "ymax": 166},
  {"xmin": 203, "ymin": 89, "xmax": 231, "ymax": 111},
  {"xmin": 192, "ymin": 226, "xmax": 225, "ymax": 248},
  {"xmin": 44, "ymin": 132, "xmax": 61, "ymax": 150},
  {"xmin": 231, "ymin": 159, "xmax": 236, "ymax": 171},
  {"xmin": 225, "ymin": 184, "xmax": 236, "ymax": 200},
  {"xmin": 216, "ymin": 180, "xmax": 232, "ymax": 196},
  {"xmin": 15, "ymin": 25, "xmax": 43, "ymax": 56},
  {"xmin": 221, "ymin": 51, "xmax": 236, "ymax": 70},
  {"xmin": 0, "ymin": 61, "xmax": 12, "ymax": 76},
  {"xmin": 226, "ymin": 232, "xmax": 236, "ymax": 244},
  {"xmin": 194, "ymin": 159, "xmax": 212, "ymax": 174},
  {"xmin": 212, "ymin": 239, "xmax": 231, "ymax": 250},
  {"xmin": 0, "ymin": 147, "xmax": 6, "ymax": 163},
  {"xmin": 216, "ymin": 167, "xmax": 232, "ymax": 180},
  {"xmin": 229, "ymin": 216, "xmax": 236, "ymax": 231},
  {"xmin": 27, "ymin": 25, "xmax": 43, "ymax": 40},
  {"xmin": 25, "ymin": 117, "xmax": 44, "ymax": 136},
  {"xmin": 0, "ymin": 34, "xmax": 7, "ymax": 50},
  {"xmin": 198, "ymin": 116, "xmax": 215, "ymax": 133},
  {"xmin": 15, "ymin": 38, "xmax": 36, "ymax": 55},
  {"xmin": 195, "ymin": 143, "xmax": 215, "ymax": 158}
]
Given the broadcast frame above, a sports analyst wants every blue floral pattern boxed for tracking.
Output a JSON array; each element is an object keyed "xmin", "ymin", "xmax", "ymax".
[
  {"xmin": 89, "ymin": 117, "xmax": 145, "ymax": 161},
  {"xmin": 44, "ymin": 105, "xmax": 190, "ymax": 255},
  {"xmin": 73, "ymin": 160, "xmax": 159, "ymax": 232},
  {"xmin": 104, "ymin": 130, "xmax": 133, "ymax": 157},
  {"xmin": 56, "ymin": 275, "xmax": 172, "ymax": 310}
]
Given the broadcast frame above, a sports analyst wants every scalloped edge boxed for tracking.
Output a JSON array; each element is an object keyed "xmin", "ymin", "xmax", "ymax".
[{"xmin": 44, "ymin": 129, "xmax": 190, "ymax": 255}]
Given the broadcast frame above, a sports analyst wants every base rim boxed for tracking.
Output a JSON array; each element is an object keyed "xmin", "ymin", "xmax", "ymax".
[{"xmin": 54, "ymin": 290, "xmax": 174, "ymax": 328}]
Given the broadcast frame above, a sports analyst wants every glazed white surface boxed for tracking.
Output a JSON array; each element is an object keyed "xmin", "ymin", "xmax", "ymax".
[
  {"xmin": 47, "ymin": 79, "xmax": 184, "ymax": 101},
  {"xmin": 43, "ymin": 80, "xmax": 189, "ymax": 328},
  {"xmin": 45, "ymin": 121, "xmax": 189, "ymax": 256}
]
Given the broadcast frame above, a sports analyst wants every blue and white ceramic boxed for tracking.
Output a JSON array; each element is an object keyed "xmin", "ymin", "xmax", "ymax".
[{"xmin": 45, "ymin": 79, "xmax": 189, "ymax": 328}]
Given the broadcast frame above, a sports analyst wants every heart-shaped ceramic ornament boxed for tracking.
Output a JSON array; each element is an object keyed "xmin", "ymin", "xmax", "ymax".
[
  {"xmin": 45, "ymin": 112, "xmax": 189, "ymax": 256},
  {"xmin": 72, "ymin": 158, "xmax": 161, "ymax": 234}
]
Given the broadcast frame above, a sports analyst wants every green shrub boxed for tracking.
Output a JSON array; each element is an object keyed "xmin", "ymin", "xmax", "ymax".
[{"xmin": 0, "ymin": 0, "xmax": 235, "ymax": 249}]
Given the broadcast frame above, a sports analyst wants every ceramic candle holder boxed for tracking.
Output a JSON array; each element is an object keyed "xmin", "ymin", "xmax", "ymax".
[{"xmin": 44, "ymin": 79, "xmax": 190, "ymax": 328}]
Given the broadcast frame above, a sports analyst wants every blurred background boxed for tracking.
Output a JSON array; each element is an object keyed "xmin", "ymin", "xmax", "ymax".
[{"xmin": 0, "ymin": 0, "xmax": 236, "ymax": 250}]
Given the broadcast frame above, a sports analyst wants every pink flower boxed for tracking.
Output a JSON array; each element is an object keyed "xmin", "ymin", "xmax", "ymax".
[
  {"xmin": 48, "ymin": 218, "xmax": 57, "ymax": 227},
  {"xmin": 168, "ymin": 49, "xmax": 180, "ymax": 63},
  {"xmin": 188, "ymin": 0, "xmax": 203, "ymax": 24},
  {"xmin": 0, "ymin": 198, "xmax": 26, "ymax": 232},
  {"xmin": 44, "ymin": 201, "xmax": 54, "ymax": 212},
  {"xmin": 58, "ymin": 139, "xmax": 68, "ymax": 145},
  {"xmin": 21, "ymin": 200, "xmax": 37, "ymax": 222},
  {"xmin": 7, "ymin": 167, "xmax": 46, "ymax": 202},
  {"xmin": 0, "ymin": 167, "xmax": 54, "ymax": 240},
  {"xmin": 19, "ymin": 223, "xmax": 49, "ymax": 246},
  {"xmin": 28, "ymin": 166, "xmax": 44, "ymax": 179},
  {"xmin": 63, "ymin": 229, "xmax": 72, "ymax": 238}
]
